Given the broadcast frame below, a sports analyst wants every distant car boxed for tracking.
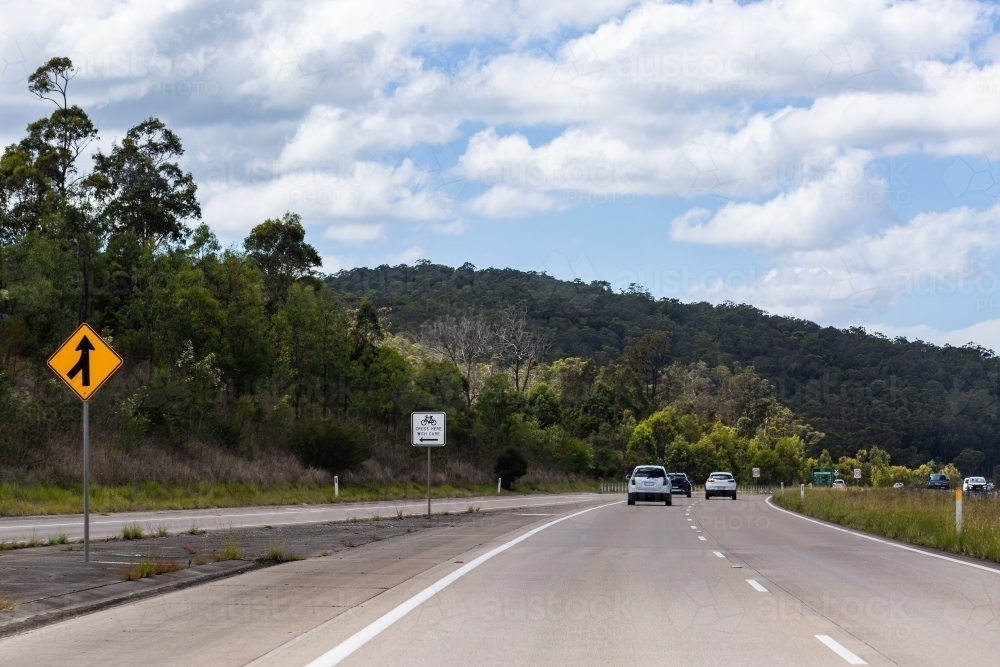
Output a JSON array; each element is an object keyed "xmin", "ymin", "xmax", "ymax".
[
  {"xmin": 667, "ymin": 472, "xmax": 692, "ymax": 497},
  {"xmin": 832, "ymin": 479, "xmax": 847, "ymax": 489},
  {"xmin": 893, "ymin": 482, "xmax": 904, "ymax": 489},
  {"xmin": 628, "ymin": 466, "xmax": 672, "ymax": 506},
  {"xmin": 705, "ymin": 472, "xmax": 737, "ymax": 500},
  {"xmin": 964, "ymin": 477, "xmax": 988, "ymax": 493},
  {"xmin": 926, "ymin": 473, "xmax": 950, "ymax": 490}
]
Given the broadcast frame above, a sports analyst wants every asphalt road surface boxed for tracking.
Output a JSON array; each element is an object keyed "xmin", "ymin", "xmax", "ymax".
[
  {"xmin": 2, "ymin": 494, "xmax": 999, "ymax": 666},
  {"xmin": 0, "ymin": 493, "xmax": 601, "ymax": 543}
]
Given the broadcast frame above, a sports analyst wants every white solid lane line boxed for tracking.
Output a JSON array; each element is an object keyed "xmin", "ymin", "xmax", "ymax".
[
  {"xmin": 765, "ymin": 496, "xmax": 1000, "ymax": 576},
  {"xmin": 746, "ymin": 579, "xmax": 768, "ymax": 592},
  {"xmin": 816, "ymin": 635, "xmax": 867, "ymax": 664},
  {"xmin": 301, "ymin": 501, "xmax": 621, "ymax": 667},
  {"xmin": 713, "ymin": 551, "xmax": 725, "ymax": 558}
]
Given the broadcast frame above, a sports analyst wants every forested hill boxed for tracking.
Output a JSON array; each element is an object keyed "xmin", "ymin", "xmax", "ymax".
[{"xmin": 327, "ymin": 262, "xmax": 1000, "ymax": 472}]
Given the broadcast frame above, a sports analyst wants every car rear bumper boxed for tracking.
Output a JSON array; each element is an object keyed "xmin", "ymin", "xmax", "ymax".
[{"xmin": 631, "ymin": 492, "xmax": 668, "ymax": 502}]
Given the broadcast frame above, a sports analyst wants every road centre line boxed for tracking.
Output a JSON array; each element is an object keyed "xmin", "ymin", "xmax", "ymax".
[
  {"xmin": 816, "ymin": 635, "xmax": 867, "ymax": 664},
  {"xmin": 746, "ymin": 579, "xmax": 768, "ymax": 592},
  {"xmin": 765, "ymin": 496, "xmax": 1000, "ymax": 576},
  {"xmin": 299, "ymin": 501, "xmax": 622, "ymax": 667}
]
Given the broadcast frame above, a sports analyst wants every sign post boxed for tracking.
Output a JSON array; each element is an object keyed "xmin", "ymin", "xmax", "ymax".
[
  {"xmin": 411, "ymin": 412, "xmax": 446, "ymax": 517},
  {"xmin": 47, "ymin": 324, "xmax": 123, "ymax": 563},
  {"xmin": 956, "ymin": 488, "xmax": 963, "ymax": 537},
  {"xmin": 854, "ymin": 468, "xmax": 862, "ymax": 486}
]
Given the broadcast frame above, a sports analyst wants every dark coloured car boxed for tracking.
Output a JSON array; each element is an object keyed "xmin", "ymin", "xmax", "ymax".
[
  {"xmin": 667, "ymin": 472, "xmax": 692, "ymax": 497},
  {"xmin": 926, "ymin": 473, "xmax": 949, "ymax": 490}
]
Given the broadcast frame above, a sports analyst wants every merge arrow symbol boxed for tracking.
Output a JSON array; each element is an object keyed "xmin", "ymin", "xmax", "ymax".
[{"xmin": 67, "ymin": 335, "xmax": 95, "ymax": 386}]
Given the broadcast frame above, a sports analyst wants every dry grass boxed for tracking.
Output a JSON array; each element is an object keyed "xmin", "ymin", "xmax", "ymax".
[
  {"xmin": 773, "ymin": 488, "xmax": 1000, "ymax": 563},
  {"xmin": 119, "ymin": 557, "xmax": 182, "ymax": 581},
  {"xmin": 0, "ymin": 591, "xmax": 17, "ymax": 612}
]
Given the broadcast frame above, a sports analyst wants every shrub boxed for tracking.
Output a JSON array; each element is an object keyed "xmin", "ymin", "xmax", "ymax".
[
  {"xmin": 291, "ymin": 417, "xmax": 369, "ymax": 474},
  {"xmin": 496, "ymin": 448, "xmax": 528, "ymax": 490}
]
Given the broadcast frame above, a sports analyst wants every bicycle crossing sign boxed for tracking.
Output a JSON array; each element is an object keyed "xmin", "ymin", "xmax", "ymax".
[
  {"xmin": 411, "ymin": 412, "xmax": 446, "ymax": 446},
  {"xmin": 47, "ymin": 323, "xmax": 123, "ymax": 401}
]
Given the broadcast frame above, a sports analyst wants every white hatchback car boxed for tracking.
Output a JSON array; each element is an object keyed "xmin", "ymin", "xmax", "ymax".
[
  {"xmin": 628, "ymin": 466, "xmax": 672, "ymax": 506},
  {"xmin": 705, "ymin": 472, "xmax": 737, "ymax": 500}
]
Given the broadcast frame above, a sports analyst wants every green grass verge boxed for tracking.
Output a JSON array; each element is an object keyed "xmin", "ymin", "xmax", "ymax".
[
  {"xmin": 772, "ymin": 487, "xmax": 1000, "ymax": 563},
  {"xmin": 0, "ymin": 480, "xmax": 599, "ymax": 517}
]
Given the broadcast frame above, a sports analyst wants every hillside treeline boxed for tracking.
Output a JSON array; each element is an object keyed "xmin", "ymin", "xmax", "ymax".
[
  {"xmin": 0, "ymin": 57, "xmax": 828, "ymax": 488},
  {"xmin": 327, "ymin": 264, "xmax": 1000, "ymax": 477}
]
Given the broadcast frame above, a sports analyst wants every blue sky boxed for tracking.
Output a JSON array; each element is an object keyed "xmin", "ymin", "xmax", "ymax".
[{"xmin": 4, "ymin": 0, "xmax": 1000, "ymax": 348}]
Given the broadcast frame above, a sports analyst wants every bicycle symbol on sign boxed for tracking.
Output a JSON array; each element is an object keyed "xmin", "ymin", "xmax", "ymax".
[{"xmin": 421, "ymin": 415, "xmax": 437, "ymax": 426}]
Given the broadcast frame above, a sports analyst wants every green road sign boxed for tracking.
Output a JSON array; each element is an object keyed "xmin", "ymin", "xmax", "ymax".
[{"xmin": 812, "ymin": 467, "xmax": 834, "ymax": 486}]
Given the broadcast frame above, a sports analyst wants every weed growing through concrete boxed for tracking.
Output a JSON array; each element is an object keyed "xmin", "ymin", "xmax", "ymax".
[
  {"xmin": 121, "ymin": 523, "xmax": 144, "ymax": 540},
  {"xmin": 340, "ymin": 538, "xmax": 356, "ymax": 548},
  {"xmin": 215, "ymin": 530, "xmax": 243, "ymax": 562},
  {"xmin": 119, "ymin": 556, "xmax": 181, "ymax": 581},
  {"xmin": 186, "ymin": 523, "xmax": 205, "ymax": 535},
  {"xmin": 0, "ymin": 591, "xmax": 18, "ymax": 612},
  {"xmin": 155, "ymin": 525, "xmax": 170, "ymax": 537},
  {"xmin": 260, "ymin": 544, "xmax": 303, "ymax": 563},
  {"xmin": 48, "ymin": 534, "xmax": 69, "ymax": 545}
]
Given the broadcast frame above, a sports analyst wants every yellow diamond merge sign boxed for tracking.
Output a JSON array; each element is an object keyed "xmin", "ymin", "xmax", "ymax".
[{"xmin": 47, "ymin": 323, "xmax": 123, "ymax": 401}]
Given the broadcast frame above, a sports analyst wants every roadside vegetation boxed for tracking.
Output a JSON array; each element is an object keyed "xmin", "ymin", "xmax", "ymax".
[
  {"xmin": 773, "ymin": 487, "xmax": 1000, "ymax": 563},
  {"xmin": 0, "ymin": 590, "xmax": 17, "ymax": 612},
  {"xmin": 0, "ymin": 480, "xmax": 597, "ymax": 517},
  {"xmin": 119, "ymin": 556, "xmax": 181, "ymax": 581},
  {"xmin": 4, "ymin": 57, "xmax": 999, "ymax": 515}
]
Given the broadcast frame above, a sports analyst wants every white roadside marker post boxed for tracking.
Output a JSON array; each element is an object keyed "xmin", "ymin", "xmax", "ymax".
[
  {"xmin": 498, "ymin": 477, "xmax": 501, "ymax": 494},
  {"xmin": 334, "ymin": 476, "xmax": 339, "ymax": 498},
  {"xmin": 956, "ymin": 487, "xmax": 963, "ymax": 537},
  {"xmin": 800, "ymin": 483, "xmax": 805, "ymax": 499}
]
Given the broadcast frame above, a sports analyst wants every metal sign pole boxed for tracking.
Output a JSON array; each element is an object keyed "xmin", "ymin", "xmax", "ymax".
[
  {"xmin": 83, "ymin": 401, "xmax": 90, "ymax": 563},
  {"xmin": 427, "ymin": 446, "xmax": 431, "ymax": 518}
]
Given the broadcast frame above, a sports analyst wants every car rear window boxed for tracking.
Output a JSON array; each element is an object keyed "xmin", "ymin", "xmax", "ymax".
[
  {"xmin": 710, "ymin": 474, "xmax": 733, "ymax": 480},
  {"xmin": 633, "ymin": 468, "xmax": 665, "ymax": 478},
  {"xmin": 930, "ymin": 474, "xmax": 945, "ymax": 480}
]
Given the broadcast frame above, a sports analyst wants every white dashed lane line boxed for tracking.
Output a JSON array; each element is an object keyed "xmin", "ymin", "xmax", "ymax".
[
  {"xmin": 698, "ymin": 536, "xmax": 707, "ymax": 541},
  {"xmin": 815, "ymin": 635, "xmax": 867, "ymax": 664},
  {"xmin": 746, "ymin": 579, "xmax": 768, "ymax": 592},
  {"xmin": 713, "ymin": 551, "xmax": 725, "ymax": 558}
]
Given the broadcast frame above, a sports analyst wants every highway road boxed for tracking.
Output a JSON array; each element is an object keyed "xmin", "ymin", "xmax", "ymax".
[
  {"xmin": 2, "ymin": 494, "xmax": 999, "ymax": 666},
  {"xmin": 0, "ymin": 493, "xmax": 601, "ymax": 543}
]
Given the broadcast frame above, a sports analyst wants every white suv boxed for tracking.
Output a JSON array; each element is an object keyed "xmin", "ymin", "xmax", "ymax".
[
  {"xmin": 963, "ymin": 477, "xmax": 988, "ymax": 493},
  {"xmin": 705, "ymin": 472, "xmax": 737, "ymax": 500},
  {"xmin": 628, "ymin": 466, "xmax": 672, "ymax": 506}
]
